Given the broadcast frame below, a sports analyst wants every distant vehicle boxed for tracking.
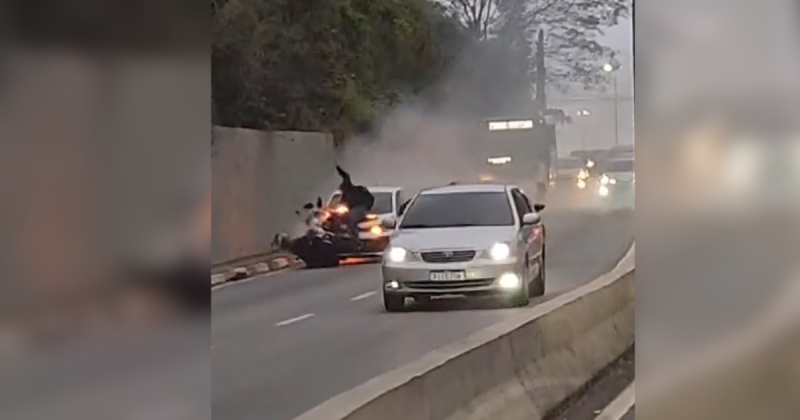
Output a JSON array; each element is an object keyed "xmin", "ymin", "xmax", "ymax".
[
  {"xmin": 608, "ymin": 144, "xmax": 635, "ymax": 159},
  {"xmin": 380, "ymin": 183, "xmax": 546, "ymax": 311},
  {"xmin": 554, "ymin": 157, "xmax": 592, "ymax": 190},
  {"xmin": 569, "ymin": 149, "xmax": 608, "ymax": 169},
  {"xmin": 597, "ymin": 157, "xmax": 635, "ymax": 197},
  {"xmin": 475, "ymin": 117, "xmax": 557, "ymax": 198}
]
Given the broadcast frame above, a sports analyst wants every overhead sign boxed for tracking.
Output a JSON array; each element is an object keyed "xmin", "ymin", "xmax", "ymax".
[{"xmin": 487, "ymin": 120, "xmax": 534, "ymax": 130}]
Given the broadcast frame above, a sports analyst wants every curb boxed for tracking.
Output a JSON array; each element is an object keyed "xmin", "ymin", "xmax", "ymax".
[{"xmin": 211, "ymin": 254, "xmax": 303, "ymax": 288}]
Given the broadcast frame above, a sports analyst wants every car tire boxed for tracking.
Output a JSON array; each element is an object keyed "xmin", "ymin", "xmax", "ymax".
[
  {"xmin": 383, "ymin": 293, "xmax": 406, "ymax": 312},
  {"xmin": 528, "ymin": 252, "xmax": 546, "ymax": 297}
]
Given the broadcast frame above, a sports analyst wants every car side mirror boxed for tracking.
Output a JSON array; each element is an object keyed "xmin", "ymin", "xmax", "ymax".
[
  {"xmin": 533, "ymin": 203, "xmax": 545, "ymax": 213},
  {"xmin": 315, "ymin": 197, "xmax": 323, "ymax": 208},
  {"xmin": 302, "ymin": 202, "xmax": 314, "ymax": 210},
  {"xmin": 522, "ymin": 212, "xmax": 541, "ymax": 225},
  {"xmin": 382, "ymin": 217, "xmax": 397, "ymax": 229}
]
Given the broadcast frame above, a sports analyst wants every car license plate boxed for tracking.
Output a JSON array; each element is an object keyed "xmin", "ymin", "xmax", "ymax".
[{"xmin": 429, "ymin": 271, "xmax": 466, "ymax": 281}]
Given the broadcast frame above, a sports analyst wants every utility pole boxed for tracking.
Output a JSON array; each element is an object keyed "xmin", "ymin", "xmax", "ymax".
[
  {"xmin": 603, "ymin": 63, "xmax": 620, "ymax": 146},
  {"xmin": 534, "ymin": 29, "xmax": 547, "ymax": 113},
  {"xmin": 613, "ymin": 75, "xmax": 619, "ymax": 146}
]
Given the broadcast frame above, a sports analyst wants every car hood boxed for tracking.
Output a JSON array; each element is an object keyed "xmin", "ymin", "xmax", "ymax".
[
  {"xmin": 391, "ymin": 226, "xmax": 517, "ymax": 251},
  {"xmin": 359, "ymin": 213, "xmax": 394, "ymax": 228}
]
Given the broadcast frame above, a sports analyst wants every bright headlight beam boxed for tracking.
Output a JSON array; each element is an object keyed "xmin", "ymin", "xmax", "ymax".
[
  {"xmin": 387, "ymin": 247, "xmax": 407, "ymax": 262},
  {"xmin": 489, "ymin": 243, "xmax": 511, "ymax": 260},
  {"xmin": 498, "ymin": 273, "xmax": 521, "ymax": 289}
]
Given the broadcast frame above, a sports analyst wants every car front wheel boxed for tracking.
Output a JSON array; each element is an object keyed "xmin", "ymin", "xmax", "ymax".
[{"xmin": 528, "ymin": 252, "xmax": 546, "ymax": 297}]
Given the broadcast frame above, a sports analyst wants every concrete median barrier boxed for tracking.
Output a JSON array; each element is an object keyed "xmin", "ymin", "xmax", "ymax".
[
  {"xmin": 293, "ymin": 244, "xmax": 635, "ymax": 420},
  {"xmin": 211, "ymin": 253, "xmax": 304, "ymax": 288}
]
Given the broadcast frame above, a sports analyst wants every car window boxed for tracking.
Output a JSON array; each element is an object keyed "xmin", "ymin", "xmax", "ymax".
[
  {"xmin": 521, "ymin": 192, "xmax": 535, "ymax": 212},
  {"xmin": 400, "ymin": 191, "xmax": 514, "ymax": 228},
  {"xmin": 510, "ymin": 189, "xmax": 531, "ymax": 217}
]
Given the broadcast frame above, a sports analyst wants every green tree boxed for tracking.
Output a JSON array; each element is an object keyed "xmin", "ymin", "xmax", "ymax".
[{"xmin": 212, "ymin": 0, "xmax": 465, "ymax": 138}]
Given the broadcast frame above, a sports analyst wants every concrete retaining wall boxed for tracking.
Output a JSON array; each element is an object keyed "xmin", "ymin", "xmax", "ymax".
[
  {"xmin": 293, "ymin": 245, "xmax": 635, "ymax": 420},
  {"xmin": 212, "ymin": 127, "xmax": 338, "ymax": 265}
]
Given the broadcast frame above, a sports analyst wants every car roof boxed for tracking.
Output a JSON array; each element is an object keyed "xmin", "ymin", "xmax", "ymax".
[{"xmin": 419, "ymin": 183, "xmax": 510, "ymax": 195}]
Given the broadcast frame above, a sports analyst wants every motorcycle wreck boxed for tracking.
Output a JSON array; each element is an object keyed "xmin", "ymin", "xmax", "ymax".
[{"xmin": 272, "ymin": 196, "xmax": 383, "ymax": 269}]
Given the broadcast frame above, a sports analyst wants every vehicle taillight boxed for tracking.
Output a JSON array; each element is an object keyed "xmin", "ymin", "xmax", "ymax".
[{"xmin": 530, "ymin": 226, "xmax": 542, "ymax": 240}]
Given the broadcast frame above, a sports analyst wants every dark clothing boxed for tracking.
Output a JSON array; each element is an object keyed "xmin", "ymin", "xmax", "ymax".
[
  {"xmin": 336, "ymin": 166, "xmax": 374, "ymax": 210},
  {"xmin": 346, "ymin": 205, "xmax": 369, "ymax": 238}
]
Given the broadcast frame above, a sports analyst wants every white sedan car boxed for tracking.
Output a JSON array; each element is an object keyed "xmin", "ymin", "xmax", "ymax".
[{"xmin": 381, "ymin": 183, "xmax": 546, "ymax": 311}]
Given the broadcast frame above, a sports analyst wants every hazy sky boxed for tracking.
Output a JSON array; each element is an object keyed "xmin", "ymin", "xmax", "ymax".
[{"xmin": 601, "ymin": 17, "xmax": 633, "ymax": 56}]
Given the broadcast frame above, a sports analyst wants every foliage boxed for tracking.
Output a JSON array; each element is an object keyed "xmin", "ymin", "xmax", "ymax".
[
  {"xmin": 440, "ymin": 0, "xmax": 630, "ymax": 89},
  {"xmin": 212, "ymin": 0, "xmax": 629, "ymax": 135},
  {"xmin": 212, "ymin": 0, "xmax": 464, "ymax": 133}
]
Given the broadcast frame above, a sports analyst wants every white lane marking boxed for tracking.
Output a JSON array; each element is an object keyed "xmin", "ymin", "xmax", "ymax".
[
  {"xmin": 275, "ymin": 313, "xmax": 315, "ymax": 327},
  {"xmin": 595, "ymin": 381, "xmax": 634, "ymax": 420},
  {"xmin": 350, "ymin": 291, "xmax": 376, "ymax": 301}
]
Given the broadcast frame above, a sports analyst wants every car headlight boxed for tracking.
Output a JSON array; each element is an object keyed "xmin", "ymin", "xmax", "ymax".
[
  {"xmin": 386, "ymin": 247, "xmax": 407, "ymax": 262},
  {"xmin": 489, "ymin": 243, "xmax": 511, "ymax": 260},
  {"xmin": 576, "ymin": 179, "xmax": 587, "ymax": 189},
  {"xmin": 578, "ymin": 169, "xmax": 589, "ymax": 179},
  {"xmin": 600, "ymin": 175, "xmax": 610, "ymax": 185},
  {"xmin": 598, "ymin": 185, "xmax": 610, "ymax": 196}
]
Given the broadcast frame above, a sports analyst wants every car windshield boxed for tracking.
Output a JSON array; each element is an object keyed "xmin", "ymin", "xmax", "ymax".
[
  {"xmin": 329, "ymin": 191, "xmax": 394, "ymax": 214},
  {"xmin": 603, "ymin": 159, "xmax": 634, "ymax": 173},
  {"xmin": 557, "ymin": 158, "xmax": 583, "ymax": 170},
  {"xmin": 400, "ymin": 191, "xmax": 513, "ymax": 228}
]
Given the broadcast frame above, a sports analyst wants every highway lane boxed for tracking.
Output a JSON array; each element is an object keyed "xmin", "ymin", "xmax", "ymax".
[{"xmin": 212, "ymin": 208, "xmax": 634, "ymax": 420}]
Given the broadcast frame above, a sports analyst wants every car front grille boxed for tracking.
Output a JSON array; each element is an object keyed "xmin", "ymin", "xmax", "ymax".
[
  {"xmin": 420, "ymin": 250, "xmax": 476, "ymax": 263},
  {"xmin": 404, "ymin": 279, "xmax": 495, "ymax": 290}
]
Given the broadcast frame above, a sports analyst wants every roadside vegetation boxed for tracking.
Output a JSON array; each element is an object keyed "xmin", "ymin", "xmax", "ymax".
[{"xmin": 212, "ymin": 0, "xmax": 630, "ymax": 140}]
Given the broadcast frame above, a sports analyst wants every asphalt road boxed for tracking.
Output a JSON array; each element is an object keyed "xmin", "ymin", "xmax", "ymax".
[{"xmin": 212, "ymin": 207, "xmax": 634, "ymax": 420}]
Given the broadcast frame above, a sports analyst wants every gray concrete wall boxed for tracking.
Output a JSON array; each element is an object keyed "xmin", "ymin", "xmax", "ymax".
[{"xmin": 212, "ymin": 127, "xmax": 339, "ymax": 265}]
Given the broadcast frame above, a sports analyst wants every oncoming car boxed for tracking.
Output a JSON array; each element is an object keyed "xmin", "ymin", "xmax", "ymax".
[
  {"xmin": 597, "ymin": 157, "xmax": 635, "ymax": 198},
  {"xmin": 380, "ymin": 183, "xmax": 546, "ymax": 312},
  {"xmin": 325, "ymin": 186, "xmax": 407, "ymax": 257}
]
